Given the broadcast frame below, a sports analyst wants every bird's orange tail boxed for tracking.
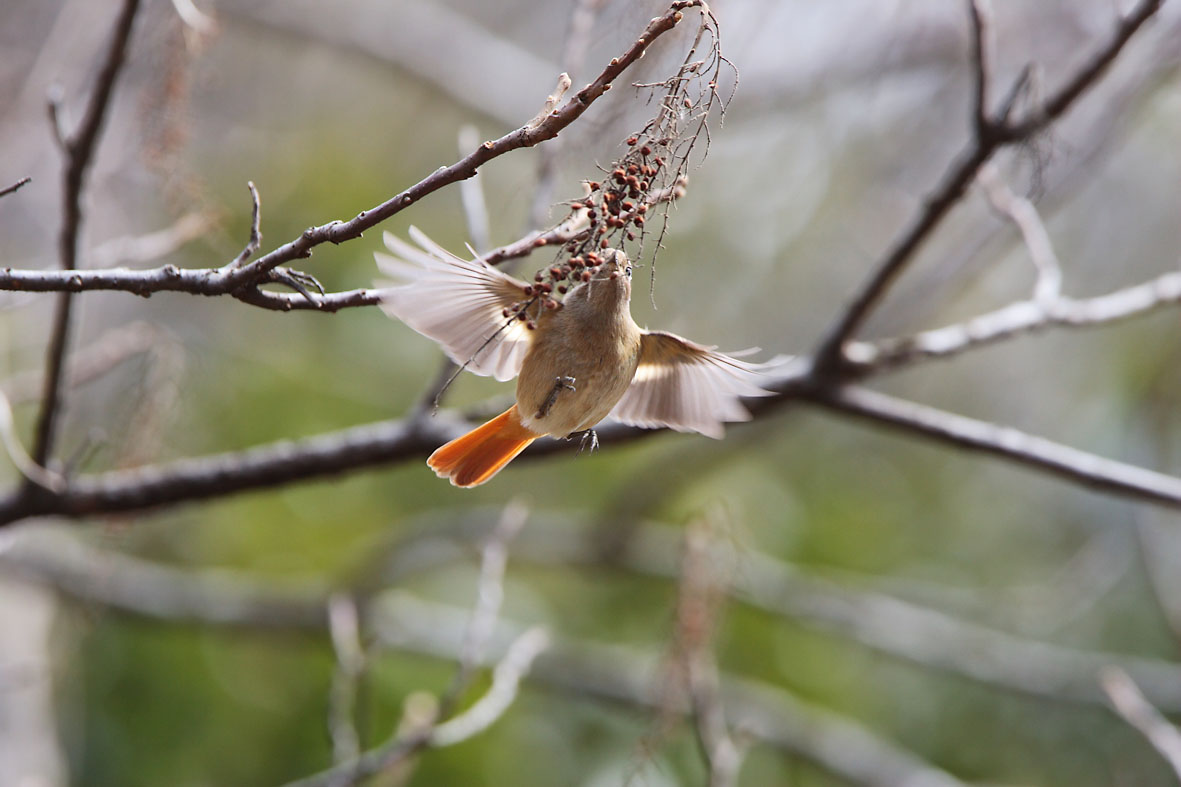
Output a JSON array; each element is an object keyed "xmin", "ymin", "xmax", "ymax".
[{"xmin": 428, "ymin": 405, "xmax": 538, "ymax": 487}]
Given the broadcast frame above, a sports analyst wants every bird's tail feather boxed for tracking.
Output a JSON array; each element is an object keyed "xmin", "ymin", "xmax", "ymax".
[{"xmin": 427, "ymin": 405, "xmax": 537, "ymax": 487}]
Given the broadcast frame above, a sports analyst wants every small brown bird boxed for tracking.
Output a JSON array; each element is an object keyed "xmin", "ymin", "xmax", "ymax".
[{"xmin": 376, "ymin": 228, "xmax": 786, "ymax": 487}]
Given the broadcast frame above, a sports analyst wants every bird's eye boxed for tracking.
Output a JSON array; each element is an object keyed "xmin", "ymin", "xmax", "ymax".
[{"xmin": 625, "ymin": 265, "xmax": 632, "ymax": 278}]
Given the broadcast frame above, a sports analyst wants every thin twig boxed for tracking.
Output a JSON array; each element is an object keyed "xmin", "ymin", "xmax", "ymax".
[
  {"xmin": 0, "ymin": 177, "xmax": 32, "ymax": 199},
  {"xmin": 29, "ymin": 0, "xmax": 142, "ymax": 472},
  {"xmin": 228, "ymin": 181, "xmax": 261, "ymax": 268},
  {"xmin": 967, "ymin": 0, "xmax": 994, "ymax": 138},
  {"xmin": 441, "ymin": 500, "xmax": 528, "ymax": 712},
  {"xmin": 677, "ymin": 515, "xmax": 746, "ymax": 787},
  {"xmin": 0, "ymin": 392, "xmax": 66, "ymax": 492},
  {"xmin": 282, "ymin": 626, "xmax": 548, "ymax": 787},
  {"xmin": 977, "ymin": 162, "xmax": 1062, "ymax": 304},
  {"xmin": 327, "ymin": 593, "xmax": 365, "ymax": 764},
  {"xmin": 1101, "ymin": 666, "xmax": 1181, "ymax": 779}
]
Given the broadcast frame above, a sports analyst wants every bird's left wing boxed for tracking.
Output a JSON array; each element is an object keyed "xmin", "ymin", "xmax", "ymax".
[
  {"xmin": 375, "ymin": 227, "xmax": 533, "ymax": 382},
  {"xmin": 610, "ymin": 331, "xmax": 789, "ymax": 438}
]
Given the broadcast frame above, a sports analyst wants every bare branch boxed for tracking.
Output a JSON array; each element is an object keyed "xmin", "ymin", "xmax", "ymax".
[
  {"xmin": 0, "ymin": 392, "xmax": 66, "ymax": 493},
  {"xmin": 445, "ymin": 500, "xmax": 528, "ymax": 708},
  {"xmin": 847, "ymin": 269, "xmax": 1181, "ymax": 369},
  {"xmin": 1000, "ymin": 0, "xmax": 1165, "ymax": 141},
  {"xmin": 15, "ymin": 519, "xmax": 1181, "ymax": 715},
  {"xmin": 29, "ymin": 0, "xmax": 142, "ymax": 471},
  {"xmin": 429, "ymin": 627, "xmax": 549, "ymax": 746},
  {"xmin": 379, "ymin": 515, "xmax": 1181, "ymax": 713},
  {"xmin": 677, "ymin": 516, "xmax": 746, "ymax": 787},
  {"xmin": 967, "ymin": 0, "xmax": 994, "ymax": 138},
  {"xmin": 806, "ymin": 385, "xmax": 1181, "ymax": 508},
  {"xmin": 0, "ymin": 177, "xmax": 32, "ymax": 200},
  {"xmin": 1101, "ymin": 666, "xmax": 1181, "ymax": 779},
  {"xmin": 810, "ymin": 0, "xmax": 1163, "ymax": 375},
  {"xmin": 327, "ymin": 594, "xmax": 364, "ymax": 764},
  {"xmin": 285, "ymin": 503, "xmax": 532, "ymax": 787},
  {"xmin": 227, "ymin": 181, "xmax": 261, "ymax": 268},
  {"xmin": 977, "ymin": 162, "xmax": 1061, "ymax": 303}
]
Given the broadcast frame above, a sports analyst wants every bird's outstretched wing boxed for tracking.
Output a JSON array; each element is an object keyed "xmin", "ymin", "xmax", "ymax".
[
  {"xmin": 610, "ymin": 331, "xmax": 789, "ymax": 438},
  {"xmin": 375, "ymin": 227, "xmax": 533, "ymax": 382}
]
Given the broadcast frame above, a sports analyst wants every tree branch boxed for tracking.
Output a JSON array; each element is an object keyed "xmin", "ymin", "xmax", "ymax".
[
  {"xmin": 805, "ymin": 385, "xmax": 1181, "ymax": 508},
  {"xmin": 0, "ymin": 177, "xmax": 32, "ymax": 199},
  {"xmin": 29, "ymin": 0, "xmax": 142, "ymax": 470},
  {"xmin": 810, "ymin": 0, "xmax": 1163, "ymax": 375},
  {"xmin": 1101, "ymin": 666, "xmax": 1181, "ymax": 779}
]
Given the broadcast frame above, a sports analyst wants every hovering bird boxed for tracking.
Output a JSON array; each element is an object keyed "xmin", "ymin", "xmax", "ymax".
[{"xmin": 376, "ymin": 228, "xmax": 786, "ymax": 487}]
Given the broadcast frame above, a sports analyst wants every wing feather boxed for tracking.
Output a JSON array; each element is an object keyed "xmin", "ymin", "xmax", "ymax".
[
  {"xmin": 611, "ymin": 331, "xmax": 790, "ymax": 438},
  {"xmin": 374, "ymin": 228, "xmax": 533, "ymax": 381}
]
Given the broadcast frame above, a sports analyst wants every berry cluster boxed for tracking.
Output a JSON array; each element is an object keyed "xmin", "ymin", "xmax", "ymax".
[{"xmin": 500, "ymin": 134, "xmax": 675, "ymax": 331}]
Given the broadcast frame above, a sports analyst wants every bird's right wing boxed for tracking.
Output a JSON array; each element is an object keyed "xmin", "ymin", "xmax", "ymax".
[
  {"xmin": 610, "ymin": 331, "xmax": 790, "ymax": 438},
  {"xmin": 375, "ymin": 227, "xmax": 534, "ymax": 381}
]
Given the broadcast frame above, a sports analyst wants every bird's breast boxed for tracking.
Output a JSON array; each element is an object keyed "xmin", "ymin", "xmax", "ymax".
[{"xmin": 516, "ymin": 308, "xmax": 642, "ymax": 437}]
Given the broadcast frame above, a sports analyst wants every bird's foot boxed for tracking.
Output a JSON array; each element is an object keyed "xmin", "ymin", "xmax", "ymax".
[
  {"xmin": 536, "ymin": 376, "xmax": 576, "ymax": 419},
  {"xmin": 576, "ymin": 428, "xmax": 599, "ymax": 455}
]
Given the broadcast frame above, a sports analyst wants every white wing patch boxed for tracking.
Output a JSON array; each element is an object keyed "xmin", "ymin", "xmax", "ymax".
[
  {"xmin": 611, "ymin": 331, "xmax": 790, "ymax": 438},
  {"xmin": 375, "ymin": 227, "xmax": 533, "ymax": 382}
]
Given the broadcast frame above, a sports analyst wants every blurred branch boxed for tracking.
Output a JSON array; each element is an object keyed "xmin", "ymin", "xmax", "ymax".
[
  {"xmin": 811, "ymin": 0, "xmax": 1163, "ymax": 375},
  {"xmin": 805, "ymin": 385, "xmax": 1181, "ymax": 508},
  {"xmin": 3, "ymin": 321, "xmax": 178, "ymax": 404},
  {"xmin": 13, "ymin": 519, "xmax": 1181, "ymax": 717},
  {"xmin": 0, "ymin": 530, "xmax": 965, "ymax": 787},
  {"xmin": 327, "ymin": 594, "xmax": 364, "ymax": 764},
  {"xmin": 90, "ymin": 210, "xmax": 217, "ymax": 268},
  {"xmin": 677, "ymin": 516, "xmax": 746, "ymax": 787},
  {"xmin": 288, "ymin": 502, "xmax": 533, "ymax": 787},
  {"xmin": 0, "ymin": 177, "xmax": 32, "ymax": 199},
  {"xmin": 29, "ymin": 0, "xmax": 142, "ymax": 471},
  {"xmin": 286, "ymin": 626, "xmax": 549, "ymax": 787},
  {"xmin": 847, "ymin": 268, "xmax": 1181, "ymax": 369},
  {"xmin": 376, "ymin": 514, "xmax": 1181, "ymax": 712},
  {"xmin": 977, "ymin": 161, "xmax": 1062, "ymax": 304},
  {"xmin": 1101, "ymin": 667, "xmax": 1181, "ymax": 779}
]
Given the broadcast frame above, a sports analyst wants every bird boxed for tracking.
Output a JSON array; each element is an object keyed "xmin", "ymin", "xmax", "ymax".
[{"xmin": 375, "ymin": 227, "xmax": 787, "ymax": 487}]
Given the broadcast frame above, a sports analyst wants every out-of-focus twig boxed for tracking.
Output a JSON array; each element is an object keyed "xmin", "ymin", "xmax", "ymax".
[
  {"xmin": 977, "ymin": 162, "xmax": 1062, "ymax": 304},
  {"xmin": 29, "ymin": 0, "xmax": 143, "ymax": 472},
  {"xmin": 0, "ymin": 177, "xmax": 32, "ymax": 200},
  {"xmin": 286, "ymin": 501, "xmax": 533, "ymax": 787},
  {"xmin": 90, "ymin": 211, "xmax": 216, "ymax": 269},
  {"xmin": 327, "ymin": 593, "xmax": 365, "ymax": 764},
  {"xmin": 1101, "ymin": 666, "xmax": 1181, "ymax": 779}
]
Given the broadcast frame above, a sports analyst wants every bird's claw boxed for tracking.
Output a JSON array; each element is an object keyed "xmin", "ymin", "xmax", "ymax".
[{"xmin": 536, "ymin": 375, "xmax": 576, "ymax": 419}]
